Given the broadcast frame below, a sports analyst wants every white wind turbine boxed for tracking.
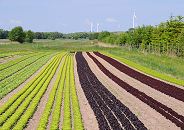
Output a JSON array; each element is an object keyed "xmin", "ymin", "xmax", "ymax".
[
  {"xmin": 97, "ymin": 23, "xmax": 99, "ymax": 32},
  {"xmin": 133, "ymin": 12, "xmax": 137, "ymax": 28},
  {"xmin": 90, "ymin": 22, "xmax": 93, "ymax": 32}
]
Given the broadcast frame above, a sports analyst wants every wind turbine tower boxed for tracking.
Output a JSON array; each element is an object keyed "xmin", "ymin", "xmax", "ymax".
[
  {"xmin": 97, "ymin": 23, "xmax": 99, "ymax": 32},
  {"xmin": 133, "ymin": 12, "xmax": 136, "ymax": 28},
  {"xmin": 90, "ymin": 22, "xmax": 93, "ymax": 32}
]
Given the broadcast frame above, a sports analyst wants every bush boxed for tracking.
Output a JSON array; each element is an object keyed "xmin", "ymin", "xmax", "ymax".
[
  {"xmin": 25, "ymin": 30, "xmax": 34, "ymax": 43},
  {"xmin": 8, "ymin": 26, "xmax": 25, "ymax": 43}
]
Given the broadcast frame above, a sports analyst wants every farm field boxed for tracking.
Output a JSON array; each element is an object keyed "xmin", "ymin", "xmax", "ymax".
[{"xmin": 0, "ymin": 40, "xmax": 184, "ymax": 130}]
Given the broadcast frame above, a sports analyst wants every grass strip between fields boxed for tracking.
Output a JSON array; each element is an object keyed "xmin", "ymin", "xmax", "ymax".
[{"xmin": 101, "ymin": 51, "xmax": 184, "ymax": 86}]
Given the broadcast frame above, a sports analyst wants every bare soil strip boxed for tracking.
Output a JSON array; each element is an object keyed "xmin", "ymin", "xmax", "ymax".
[
  {"xmin": 87, "ymin": 52, "xmax": 184, "ymax": 129},
  {"xmin": 25, "ymin": 56, "xmax": 65, "ymax": 130},
  {"xmin": 73, "ymin": 56, "xmax": 99, "ymax": 130},
  {"xmin": 90, "ymin": 52, "xmax": 184, "ymax": 116},
  {"xmin": 94, "ymin": 52, "xmax": 184, "ymax": 101},
  {"xmin": 0, "ymin": 55, "xmax": 54, "ymax": 107},
  {"xmin": 84, "ymin": 52, "xmax": 180, "ymax": 130},
  {"xmin": 76, "ymin": 52, "xmax": 147, "ymax": 130}
]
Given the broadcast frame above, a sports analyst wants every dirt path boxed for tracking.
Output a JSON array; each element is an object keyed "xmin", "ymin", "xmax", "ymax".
[
  {"xmin": 83, "ymin": 52, "xmax": 180, "ymax": 130},
  {"xmin": 73, "ymin": 54, "xmax": 99, "ymax": 130},
  {"xmin": 25, "ymin": 56, "xmax": 64, "ymax": 130},
  {"xmin": 0, "ymin": 56, "xmax": 54, "ymax": 107},
  {"xmin": 90, "ymin": 52, "xmax": 184, "ymax": 116}
]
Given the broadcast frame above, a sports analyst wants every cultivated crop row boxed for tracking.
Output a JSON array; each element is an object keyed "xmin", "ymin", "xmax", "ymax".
[
  {"xmin": 0, "ymin": 52, "xmax": 39, "ymax": 71},
  {"xmin": 94, "ymin": 52, "xmax": 184, "ymax": 102},
  {"xmin": 0, "ymin": 52, "xmax": 47, "ymax": 81},
  {"xmin": 37, "ymin": 55, "xmax": 68, "ymax": 130},
  {"xmin": 63, "ymin": 55, "xmax": 72, "ymax": 129},
  {"xmin": 76, "ymin": 52, "xmax": 146, "ymax": 130},
  {"xmin": 0, "ymin": 52, "xmax": 53, "ymax": 99},
  {"xmin": 88, "ymin": 52, "xmax": 184, "ymax": 129},
  {"xmin": 70, "ymin": 54, "xmax": 83, "ymax": 130},
  {"xmin": 0, "ymin": 53, "xmax": 64, "ymax": 130},
  {"xmin": 37, "ymin": 54, "xmax": 83, "ymax": 130},
  {"xmin": 0, "ymin": 51, "xmax": 30, "ymax": 59}
]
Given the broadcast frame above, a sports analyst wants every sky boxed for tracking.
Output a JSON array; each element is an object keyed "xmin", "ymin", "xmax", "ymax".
[{"xmin": 0, "ymin": 0, "xmax": 184, "ymax": 33}]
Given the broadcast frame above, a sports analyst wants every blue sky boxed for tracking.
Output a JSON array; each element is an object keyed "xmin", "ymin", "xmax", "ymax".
[{"xmin": 0, "ymin": 0, "xmax": 184, "ymax": 33}]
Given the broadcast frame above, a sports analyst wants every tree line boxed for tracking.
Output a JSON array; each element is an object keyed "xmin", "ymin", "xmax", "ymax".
[
  {"xmin": 0, "ymin": 27, "xmax": 91, "ymax": 43},
  {"xmin": 91, "ymin": 16, "xmax": 184, "ymax": 57},
  {"xmin": 0, "ymin": 27, "xmax": 64, "ymax": 43},
  {"xmin": 0, "ymin": 16, "xmax": 184, "ymax": 56}
]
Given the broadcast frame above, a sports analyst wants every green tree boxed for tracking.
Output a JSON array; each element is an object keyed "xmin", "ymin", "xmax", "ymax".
[
  {"xmin": 25, "ymin": 30, "xmax": 34, "ymax": 43},
  {"xmin": 177, "ymin": 29, "xmax": 184, "ymax": 56},
  {"xmin": 98, "ymin": 31, "xmax": 110, "ymax": 41},
  {"xmin": 0, "ymin": 29, "xmax": 9, "ymax": 39},
  {"xmin": 8, "ymin": 26, "xmax": 25, "ymax": 43},
  {"xmin": 89, "ymin": 33, "xmax": 99, "ymax": 40}
]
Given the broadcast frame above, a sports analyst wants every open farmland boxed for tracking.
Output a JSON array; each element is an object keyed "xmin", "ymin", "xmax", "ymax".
[{"xmin": 0, "ymin": 40, "xmax": 184, "ymax": 130}]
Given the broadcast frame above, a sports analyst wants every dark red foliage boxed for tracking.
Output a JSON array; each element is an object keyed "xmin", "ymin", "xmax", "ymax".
[
  {"xmin": 76, "ymin": 52, "xmax": 147, "ymax": 130},
  {"xmin": 88, "ymin": 52, "xmax": 184, "ymax": 129},
  {"xmin": 94, "ymin": 52, "xmax": 184, "ymax": 102}
]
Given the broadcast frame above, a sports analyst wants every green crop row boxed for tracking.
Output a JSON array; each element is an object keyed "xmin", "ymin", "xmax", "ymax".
[
  {"xmin": 0, "ymin": 53, "xmax": 65, "ymax": 130},
  {"xmin": 62, "ymin": 55, "xmax": 72, "ymax": 130},
  {"xmin": 0, "ymin": 52, "xmax": 54, "ymax": 99},
  {"xmin": 12, "ymin": 54, "xmax": 64, "ymax": 130},
  {"xmin": 38, "ymin": 54, "xmax": 83, "ymax": 130},
  {"xmin": 49, "ymin": 55, "xmax": 68, "ymax": 130},
  {"xmin": 0, "ymin": 52, "xmax": 47, "ymax": 81},
  {"xmin": 0, "ymin": 54, "xmax": 61, "ymax": 126},
  {"xmin": 37, "ymin": 55, "xmax": 68, "ymax": 130},
  {"xmin": 0, "ymin": 53, "xmax": 61, "ymax": 114},
  {"xmin": 0, "ymin": 52, "xmax": 40, "ymax": 71},
  {"xmin": 70, "ymin": 54, "xmax": 84, "ymax": 130},
  {"xmin": 0, "ymin": 51, "xmax": 30, "ymax": 58}
]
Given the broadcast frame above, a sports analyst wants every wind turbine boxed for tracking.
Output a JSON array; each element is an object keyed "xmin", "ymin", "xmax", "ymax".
[
  {"xmin": 133, "ymin": 12, "xmax": 136, "ymax": 28},
  {"xmin": 97, "ymin": 23, "xmax": 99, "ymax": 32},
  {"xmin": 90, "ymin": 22, "xmax": 93, "ymax": 32}
]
